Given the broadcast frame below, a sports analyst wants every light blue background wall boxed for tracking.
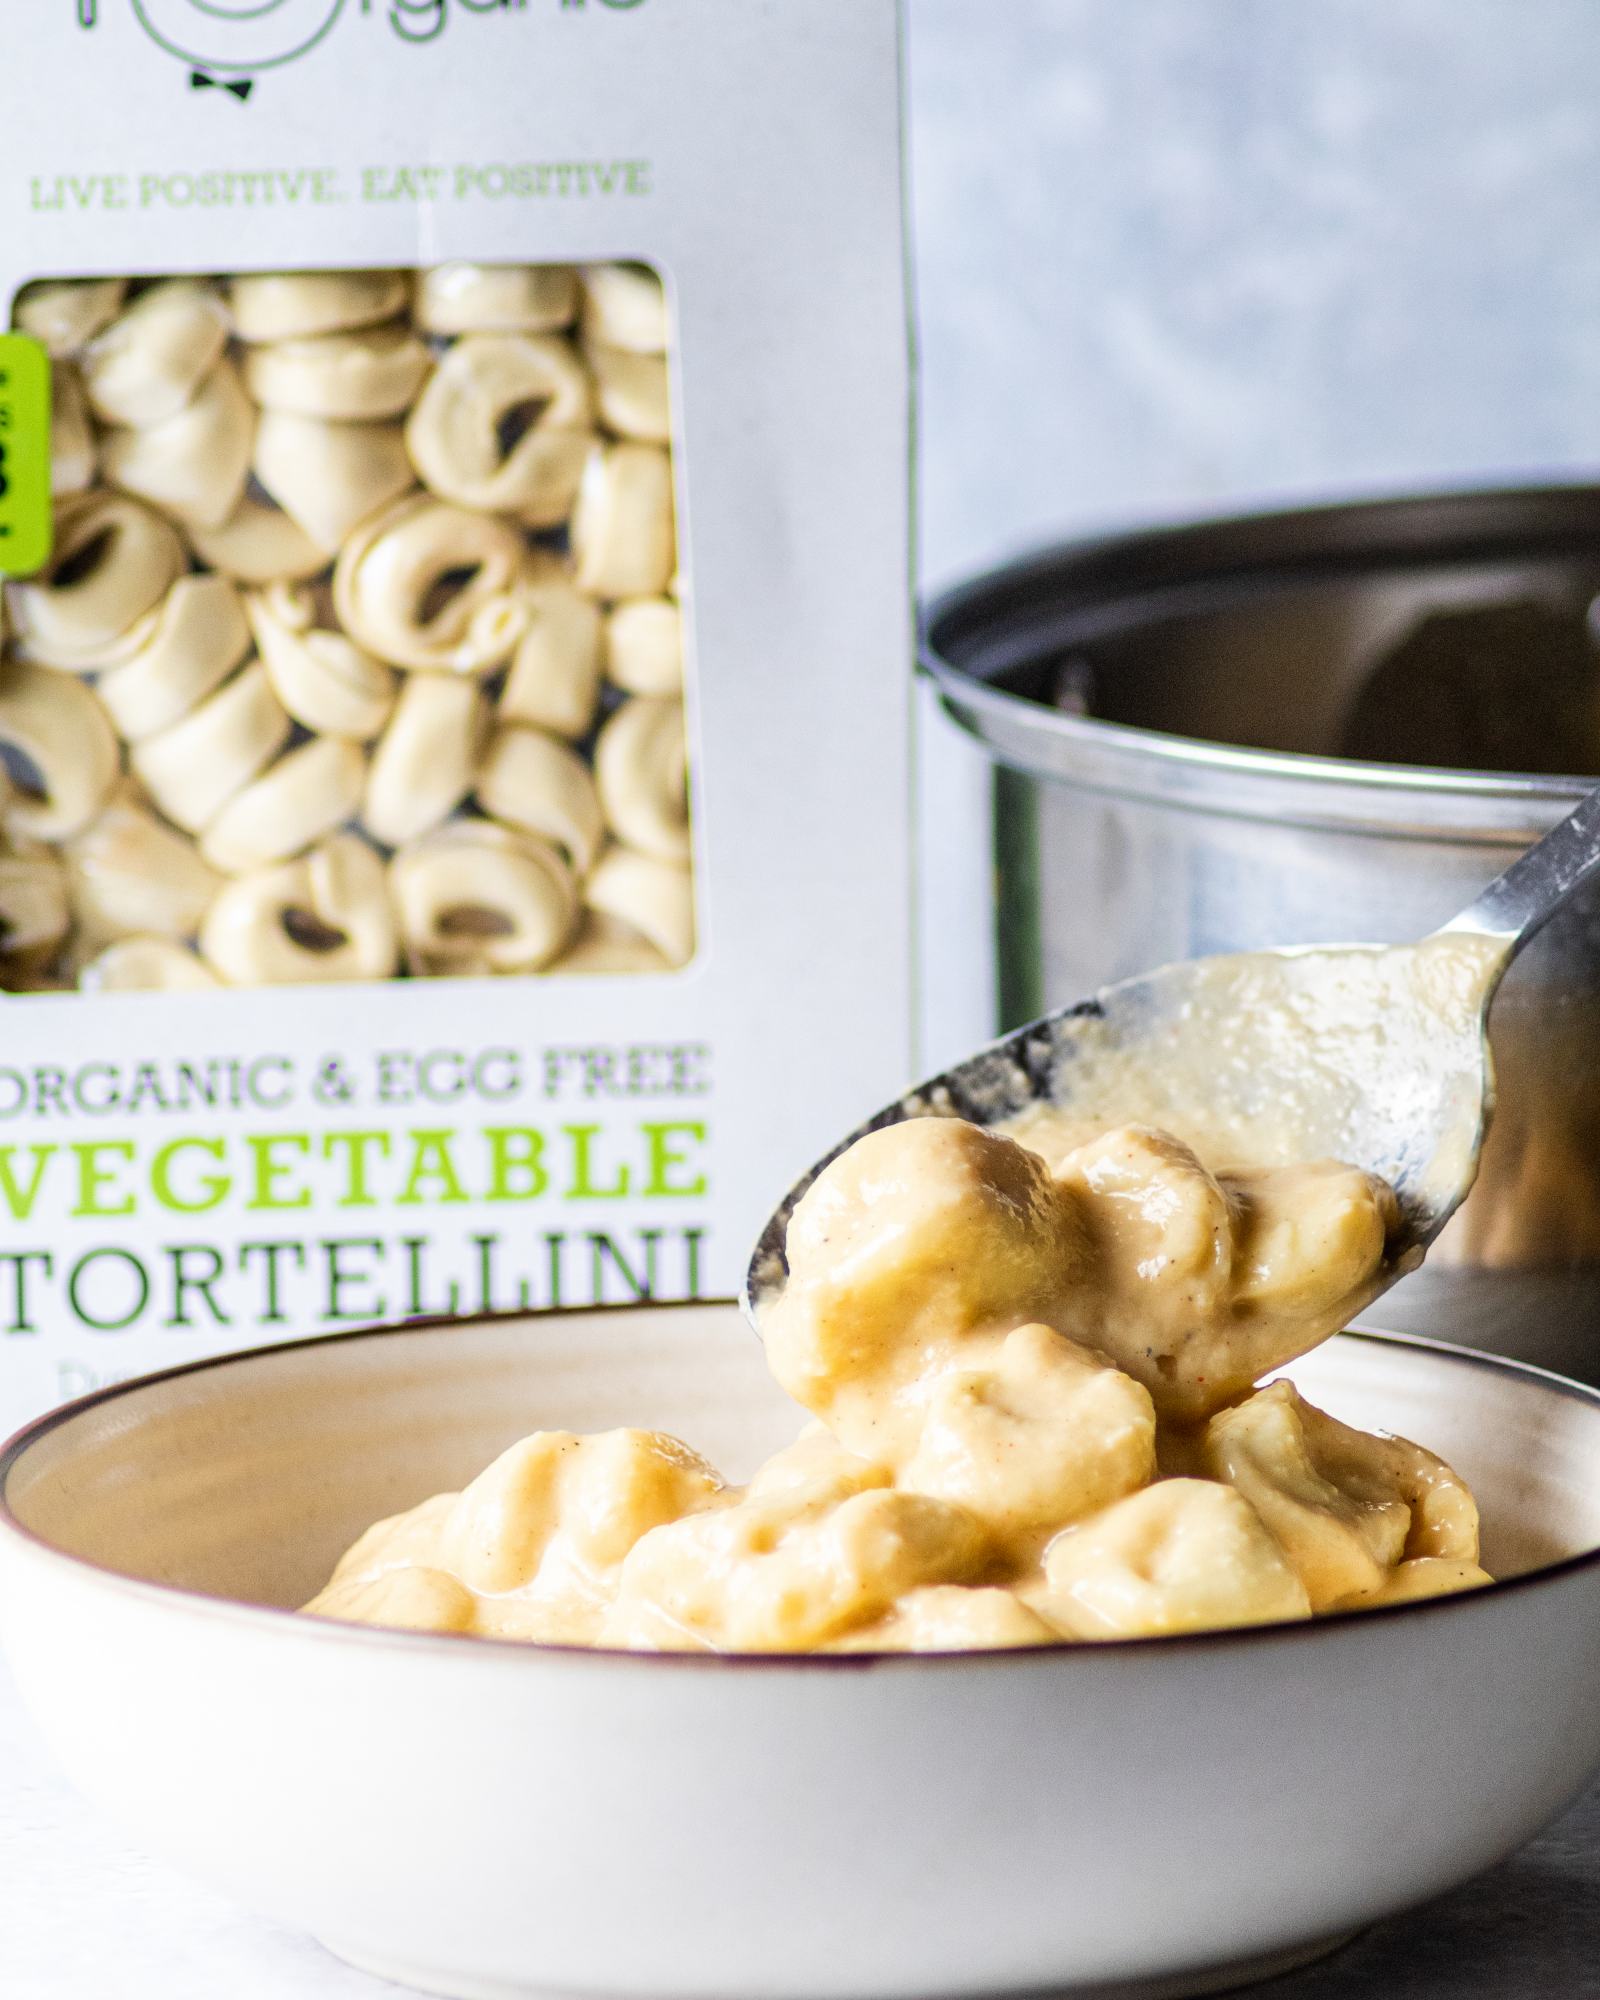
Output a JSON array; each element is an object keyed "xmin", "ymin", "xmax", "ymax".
[
  {"xmin": 911, "ymin": 0, "xmax": 1600, "ymax": 586},
  {"xmin": 907, "ymin": 1, "xmax": 1600, "ymax": 1062}
]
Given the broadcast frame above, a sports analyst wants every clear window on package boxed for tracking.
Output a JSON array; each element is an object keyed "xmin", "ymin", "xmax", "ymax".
[{"xmin": 0, "ymin": 261, "xmax": 694, "ymax": 995}]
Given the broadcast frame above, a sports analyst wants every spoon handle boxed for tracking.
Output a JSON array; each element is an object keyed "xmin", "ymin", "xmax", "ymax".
[{"xmin": 1438, "ymin": 781, "xmax": 1600, "ymax": 962}]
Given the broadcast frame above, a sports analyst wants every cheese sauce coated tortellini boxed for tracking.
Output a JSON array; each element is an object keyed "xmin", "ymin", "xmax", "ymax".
[{"xmin": 305, "ymin": 1117, "xmax": 1491, "ymax": 1651}]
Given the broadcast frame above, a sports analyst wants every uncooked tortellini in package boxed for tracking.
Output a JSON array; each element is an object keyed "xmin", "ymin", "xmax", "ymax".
[{"xmin": 1, "ymin": 264, "xmax": 692, "ymax": 993}]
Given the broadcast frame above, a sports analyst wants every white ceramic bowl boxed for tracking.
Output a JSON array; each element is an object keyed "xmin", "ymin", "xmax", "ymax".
[{"xmin": 3, "ymin": 1306, "xmax": 1600, "ymax": 2000}]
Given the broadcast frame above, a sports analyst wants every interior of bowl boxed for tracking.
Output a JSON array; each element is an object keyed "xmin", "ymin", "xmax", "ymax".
[
  {"xmin": 4, "ymin": 1310, "xmax": 1599, "ymax": 1616},
  {"xmin": 0, "ymin": 1305, "xmax": 804, "ymax": 1612}
]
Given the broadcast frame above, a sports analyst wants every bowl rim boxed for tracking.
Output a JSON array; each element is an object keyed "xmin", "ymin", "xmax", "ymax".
[{"xmin": 3, "ymin": 1305, "xmax": 1599, "ymax": 1671}]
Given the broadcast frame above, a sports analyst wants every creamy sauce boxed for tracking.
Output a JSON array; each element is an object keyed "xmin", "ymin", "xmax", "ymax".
[
  {"xmin": 1000, "ymin": 933, "xmax": 1505, "ymax": 1201},
  {"xmin": 304, "ymin": 1114, "xmax": 1491, "ymax": 1651}
]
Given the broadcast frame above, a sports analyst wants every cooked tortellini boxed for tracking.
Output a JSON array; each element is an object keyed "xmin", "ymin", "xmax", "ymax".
[
  {"xmin": 306, "ymin": 1116, "xmax": 1493, "ymax": 1653},
  {"xmin": 308, "ymin": 1429, "xmax": 727, "ymax": 1645},
  {"xmin": 1035, "ymin": 1479, "xmax": 1311, "ymax": 1638},
  {"xmin": 1052, "ymin": 1128, "xmax": 1399, "ymax": 1420},
  {"xmin": 1202, "ymin": 1380, "xmax": 1488, "ymax": 1610},
  {"xmin": 605, "ymin": 1485, "xmax": 989, "ymax": 1654},
  {"xmin": 896, "ymin": 1321, "xmax": 1156, "ymax": 1546},
  {"xmin": 1, "ymin": 263, "xmax": 693, "ymax": 994}
]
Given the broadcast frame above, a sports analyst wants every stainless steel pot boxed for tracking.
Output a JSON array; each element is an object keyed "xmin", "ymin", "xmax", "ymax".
[{"xmin": 923, "ymin": 485, "xmax": 1600, "ymax": 1379}]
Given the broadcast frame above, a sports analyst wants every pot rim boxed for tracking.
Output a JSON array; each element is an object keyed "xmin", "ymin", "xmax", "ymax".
[
  {"xmin": 921, "ymin": 482, "xmax": 1600, "ymax": 842},
  {"xmin": 3, "ymin": 1304, "xmax": 1599, "ymax": 1671}
]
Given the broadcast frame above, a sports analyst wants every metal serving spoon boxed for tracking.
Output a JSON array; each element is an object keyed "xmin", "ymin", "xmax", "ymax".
[{"xmin": 744, "ymin": 782, "xmax": 1600, "ymax": 1323}]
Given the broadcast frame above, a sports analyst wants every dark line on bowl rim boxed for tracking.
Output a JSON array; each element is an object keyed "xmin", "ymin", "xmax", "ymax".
[{"xmin": 2, "ymin": 1306, "xmax": 1598, "ymax": 1672}]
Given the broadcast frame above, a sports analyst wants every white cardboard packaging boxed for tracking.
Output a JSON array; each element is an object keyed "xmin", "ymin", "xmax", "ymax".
[{"xmin": 0, "ymin": 0, "xmax": 913, "ymax": 1429}]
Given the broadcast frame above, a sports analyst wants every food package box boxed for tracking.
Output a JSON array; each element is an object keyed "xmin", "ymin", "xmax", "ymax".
[{"xmin": 0, "ymin": 0, "xmax": 912, "ymax": 1429}]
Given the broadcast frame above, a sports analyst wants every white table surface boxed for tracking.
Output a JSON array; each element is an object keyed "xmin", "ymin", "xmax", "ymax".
[{"xmin": 7, "ymin": 1651, "xmax": 1600, "ymax": 2000}]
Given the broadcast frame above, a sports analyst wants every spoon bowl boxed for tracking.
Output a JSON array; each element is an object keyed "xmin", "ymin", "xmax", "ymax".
[
  {"xmin": 746, "ymin": 784, "xmax": 1600, "ymax": 1322},
  {"xmin": 746, "ymin": 935, "xmax": 1500, "ymax": 1319}
]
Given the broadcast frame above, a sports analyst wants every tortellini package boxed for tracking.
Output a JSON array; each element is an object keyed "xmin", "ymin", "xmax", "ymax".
[{"xmin": 0, "ymin": 4, "xmax": 914, "ymax": 1422}]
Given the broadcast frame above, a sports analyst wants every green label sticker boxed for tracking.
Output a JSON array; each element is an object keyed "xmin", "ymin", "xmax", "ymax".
[{"xmin": 0, "ymin": 333, "xmax": 52, "ymax": 578}]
